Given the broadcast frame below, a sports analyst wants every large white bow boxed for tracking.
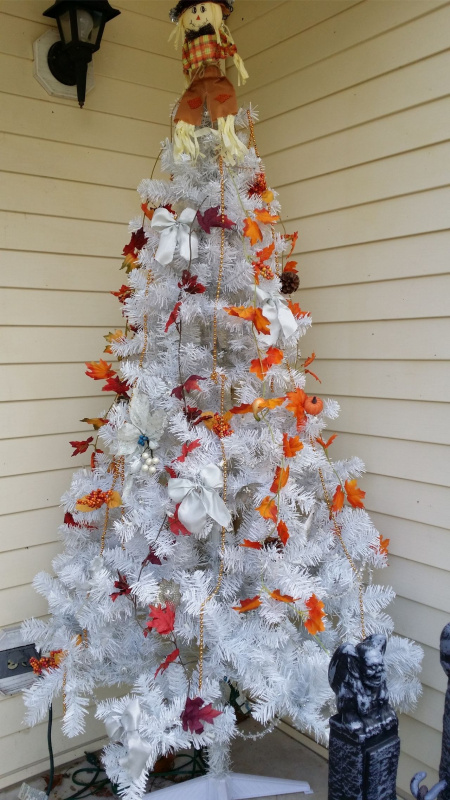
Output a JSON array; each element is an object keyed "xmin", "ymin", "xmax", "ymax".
[
  {"xmin": 151, "ymin": 207, "xmax": 198, "ymax": 266},
  {"xmin": 167, "ymin": 463, "xmax": 231, "ymax": 534},
  {"xmin": 104, "ymin": 697, "xmax": 152, "ymax": 781},
  {"xmin": 255, "ymin": 285, "xmax": 298, "ymax": 346}
]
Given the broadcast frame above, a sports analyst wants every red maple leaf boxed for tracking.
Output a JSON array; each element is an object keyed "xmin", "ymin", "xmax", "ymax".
[
  {"xmin": 110, "ymin": 573, "xmax": 132, "ymax": 602},
  {"xmin": 175, "ymin": 440, "xmax": 201, "ymax": 462},
  {"xmin": 165, "ymin": 465, "xmax": 177, "ymax": 479},
  {"xmin": 141, "ymin": 547, "xmax": 162, "ymax": 567},
  {"xmin": 122, "ymin": 227, "xmax": 147, "ymax": 256},
  {"xmin": 270, "ymin": 465, "xmax": 290, "ymax": 494},
  {"xmin": 154, "ymin": 648, "xmax": 179, "ymax": 678},
  {"xmin": 111, "ymin": 285, "xmax": 133, "ymax": 304},
  {"xmin": 181, "ymin": 697, "xmax": 222, "ymax": 734},
  {"xmin": 165, "ymin": 301, "xmax": 182, "ymax": 333},
  {"xmin": 168, "ymin": 504, "xmax": 191, "ymax": 536},
  {"xmin": 178, "ymin": 270, "xmax": 206, "ymax": 294},
  {"xmin": 63, "ymin": 512, "xmax": 95, "ymax": 529},
  {"xmin": 240, "ymin": 539, "xmax": 263, "ymax": 550},
  {"xmin": 102, "ymin": 376, "xmax": 130, "ymax": 398},
  {"xmin": 145, "ymin": 604, "xmax": 175, "ymax": 635},
  {"xmin": 196, "ymin": 206, "xmax": 235, "ymax": 233},
  {"xmin": 69, "ymin": 436, "xmax": 93, "ymax": 456},
  {"xmin": 171, "ymin": 375, "xmax": 206, "ymax": 400},
  {"xmin": 184, "ymin": 405, "xmax": 202, "ymax": 423}
]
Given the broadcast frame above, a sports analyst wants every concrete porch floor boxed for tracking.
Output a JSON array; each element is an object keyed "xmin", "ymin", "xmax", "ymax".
[{"xmin": 0, "ymin": 720, "xmax": 328, "ymax": 800}]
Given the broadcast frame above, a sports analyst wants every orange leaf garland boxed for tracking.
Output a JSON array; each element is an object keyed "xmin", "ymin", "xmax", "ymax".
[
  {"xmin": 270, "ymin": 588, "xmax": 297, "ymax": 604},
  {"xmin": 257, "ymin": 496, "xmax": 278, "ymax": 523},
  {"xmin": 141, "ymin": 201, "xmax": 154, "ymax": 220},
  {"xmin": 284, "ymin": 231, "xmax": 298, "ymax": 256},
  {"xmin": 224, "ymin": 305, "xmax": 271, "ymax": 336},
  {"xmin": 282, "ymin": 433, "xmax": 303, "ymax": 458},
  {"xmin": 287, "ymin": 299, "xmax": 309, "ymax": 319},
  {"xmin": 284, "ymin": 260, "xmax": 298, "ymax": 274},
  {"xmin": 378, "ymin": 534, "xmax": 390, "ymax": 556},
  {"xmin": 285, "ymin": 388, "xmax": 307, "ymax": 430},
  {"xmin": 303, "ymin": 353, "xmax": 316, "ymax": 368},
  {"xmin": 240, "ymin": 539, "xmax": 263, "ymax": 550},
  {"xmin": 243, "ymin": 217, "xmax": 263, "ymax": 246},
  {"xmin": 304, "ymin": 594, "xmax": 326, "ymax": 635},
  {"xmin": 277, "ymin": 520, "xmax": 289, "ymax": 546},
  {"xmin": 254, "ymin": 209, "xmax": 280, "ymax": 224},
  {"xmin": 270, "ymin": 466, "xmax": 290, "ymax": 494},
  {"xmin": 85, "ymin": 360, "xmax": 116, "ymax": 381},
  {"xmin": 345, "ymin": 479, "xmax": 366, "ymax": 509},
  {"xmin": 232, "ymin": 596, "xmax": 261, "ymax": 613},
  {"xmin": 81, "ymin": 417, "xmax": 108, "ymax": 430},
  {"xmin": 250, "ymin": 346, "xmax": 284, "ymax": 380},
  {"xmin": 229, "ymin": 403, "xmax": 253, "ymax": 415},
  {"xmin": 331, "ymin": 485, "xmax": 345, "ymax": 515},
  {"xmin": 316, "ymin": 434, "xmax": 337, "ymax": 450},
  {"xmin": 255, "ymin": 243, "xmax": 275, "ymax": 262}
]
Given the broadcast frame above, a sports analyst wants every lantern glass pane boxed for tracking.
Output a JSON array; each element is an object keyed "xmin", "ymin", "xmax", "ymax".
[
  {"xmin": 59, "ymin": 10, "xmax": 72, "ymax": 43},
  {"xmin": 76, "ymin": 8, "xmax": 94, "ymax": 42},
  {"xmin": 89, "ymin": 11, "xmax": 102, "ymax": 46}
]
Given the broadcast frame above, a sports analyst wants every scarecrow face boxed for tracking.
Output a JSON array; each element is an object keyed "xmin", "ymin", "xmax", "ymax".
[{"xmin": 185, "ymin": 3, "xmax": 215, "ymax": 31}]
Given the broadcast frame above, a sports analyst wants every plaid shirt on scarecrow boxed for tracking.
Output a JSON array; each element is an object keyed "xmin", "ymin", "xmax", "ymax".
[{"xmin": 182, "ymin": 31, "xmax": 237, "ymax": 76}]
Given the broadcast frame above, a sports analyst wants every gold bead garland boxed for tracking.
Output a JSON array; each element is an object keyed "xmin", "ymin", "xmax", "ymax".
[
  {"xmin": 198, "ymin": 374, "xmax": 228, "ymax": 691},
  {"xmin": 211, "ymin": 156, "xmax": 226, "ymax": 383}
]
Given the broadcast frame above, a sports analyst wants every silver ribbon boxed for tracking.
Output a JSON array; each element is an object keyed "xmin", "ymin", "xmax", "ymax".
[
  {"xmin": 255, "ymin": 285, "xmax": 298, "ymax": 346},
  {"xmin": 104, "ymin": 697, "xmax": 152, "ymax": 781},
  {"xmin": 151, "ymin": 207, "xmax": 198, "ymax": 266},
  {"xmin": 167, "ymin": 463, "xmax": 231, "ymax": 534}
]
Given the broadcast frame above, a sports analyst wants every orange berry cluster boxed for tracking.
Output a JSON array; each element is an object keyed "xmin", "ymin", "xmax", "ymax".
[
  {"xmin": 30, "ymin": 650, "xmax": 63, "ymax": 675},
  {"xmin": 258, "ymin": 263, "xmax": 275, "ymax": 280},
  {"xmin": 81, "ymin": 489, "xmax": 113, "ymax": 509},
  {"xmin": 211, "ymin": 413, "xmax": 233, "ymax": 438}
]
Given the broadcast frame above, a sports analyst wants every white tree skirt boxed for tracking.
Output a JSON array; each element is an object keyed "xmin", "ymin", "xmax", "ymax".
[{"xmin": 144, "ymin": 771, "xmax": 312, "ymax": 799}]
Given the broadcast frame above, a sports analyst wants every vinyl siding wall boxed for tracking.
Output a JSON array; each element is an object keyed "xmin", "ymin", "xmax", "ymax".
[
  {"xmin": 233, "ymin": 1, "xmax": 450, "ymax": 795},
  {"xmin": 0, "ymin": 0, "xmax": 179, "ymax": 787},
  {"xmin": 0, "ymin": 0, "xmax": 449, "ymax": 793}
]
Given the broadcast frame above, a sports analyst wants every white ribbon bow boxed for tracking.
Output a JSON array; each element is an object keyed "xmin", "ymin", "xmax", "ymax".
[
  {"xmin": 151, "ymin": 207, "xmax": 198, "ymax": 266},
  {"xmin": 167, "ymin": 463, "xmax": 231, "ymax": 534},
  {"xmin": 255, "ymin": 285, "xmax": 298, "ymax": 346},
  {"xmin": 104, "ymin": 697, "xmax": 152, "ymax": 781}
]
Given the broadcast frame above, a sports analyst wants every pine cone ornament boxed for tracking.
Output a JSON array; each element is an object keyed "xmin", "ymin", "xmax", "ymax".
[{"xmin": 280, "ymin": 271, "xmax": 300, "ymax": 294}]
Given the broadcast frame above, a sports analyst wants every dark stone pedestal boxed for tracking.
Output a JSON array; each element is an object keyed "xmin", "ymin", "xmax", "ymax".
[{"xmin": 328, "ymin": 716, "xmax": 400, "ymax": 800}]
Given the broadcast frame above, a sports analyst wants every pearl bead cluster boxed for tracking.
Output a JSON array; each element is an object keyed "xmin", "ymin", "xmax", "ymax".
[{"xmin": 140, "ymin": 440, "xmax": 160, "ymax": 474}]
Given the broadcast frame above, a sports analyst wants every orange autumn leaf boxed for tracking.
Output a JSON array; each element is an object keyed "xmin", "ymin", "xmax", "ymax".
[
  {"xmin": 316, "ymin": 434, "xmax": 337, "ymax": 450},
  {"xmin": 277, "ymin": 520, "xmax": 289, "ymax": 546},
  {"xmin": 305, "ymin": 369, "xmax": 322, "ymax": 383},
  {"xmin": 224, "ymin": 305, "xmax": 271, "ymax": 336},
  {"xmin": 331, "ymin": 485, "xmax": 345, "ymax": 515},
  {"xmin": 284, "ymin": 260, "xmax": 298, "ymax": 274},
  {"xmin": 250, "ymin": 346, "xmax": 284, "ymax": 380},
  {"xmin": 81, "ymin": 417, "xmax": 108, "ymax": 430},
  {"xmin": 345, "ymin": 479, "xmax": 366, "ymax": 509},
  {"xmin": 243, "ymin": 217, "xmax": 263, "ymax": 246},
  {"xmin": 257, "ymin": 496, "xmax": 278, "ymax": 523},
  {"xmin": 284, "ymin": 231, "xmax": 298, "ymax": 256},
  {"xmin": 287, "ymin": 299, "xmax": 309, "ymax": 319},
  {"xmin": 254, "ymin": 208, "xmax": 280, "ymax": 224},
  {"xmin": 282, "ymin": 433, "xmax": 303, "ymax": 458},
  {"xmin": 141, "ymin": 202, "xmax": 154, "ymax": 220},
  {"xmin": 270, "ymin": 588, "xmax": 297, "ymax": 604},
  {"xmin": 232, "ymin": 596, "xmax": 261, "ymax": 613},
  {"xmin": 304, "ymin": 593, "xmax": 326, "ymax": 635},
  {"xmin": 229, "ymin": 403, "xmax": 253, "ymax": 415},
  {"xmin": 240, "ymin": 539, "xmax": 263, "ymax": 550},
  {"xmin": 378, "ymin": 534, "xmax": 390, "ymax": 556},
  {"xmin": 259, "ymin": 397, "xmax": 286, "ymax": 411},
  {"xmin": 85, "ymin": 360, "xmax": 116, "ymax": 381},
  {"xmin": 285, "ymin": 388, "xmax": 307, "ymax": 430},
  {"xmin": 270, "ymin": 465, "xmax": 290, "ymax": 494},
  {"xmin": 255, "ymin": 243, "xmax": 275, "ymax": 262},
  {"xmin": 303, "ymin": 353, "xmax": 316, "ymax": 368}
]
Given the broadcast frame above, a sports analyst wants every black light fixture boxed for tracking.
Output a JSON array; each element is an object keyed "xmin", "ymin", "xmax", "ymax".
[{"xmin": 42, "ymin": 0, "xmax": 120, "ymax": 108}]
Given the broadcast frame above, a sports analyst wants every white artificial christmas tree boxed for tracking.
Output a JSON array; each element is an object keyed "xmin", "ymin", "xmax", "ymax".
[{"xmin": 23, "ymin": 5, "xmax": 422, "ymax": 799}]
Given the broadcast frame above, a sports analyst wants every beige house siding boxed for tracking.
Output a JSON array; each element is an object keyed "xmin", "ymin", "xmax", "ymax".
[
  {"xmin": 234, "ymin": 0, "xmax": 450, "ymax": 795},
  {"xmin": 0, "ymin": 0, "xmax": 180, "ymax": 787},
  {"xmin": 0, "ymin": 0, "xmax": 449, "ymax": 792}
]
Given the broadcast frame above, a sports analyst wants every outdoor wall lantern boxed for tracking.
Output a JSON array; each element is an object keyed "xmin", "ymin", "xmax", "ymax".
[{"xmin": 34, "ymin": 0, "xmax": 120, "ymax": 107}]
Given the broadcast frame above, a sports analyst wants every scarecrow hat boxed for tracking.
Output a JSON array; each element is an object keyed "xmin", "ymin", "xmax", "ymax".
[{"xmin": 170, "ymin": 0, "xmax": 234, "ymax": 23}]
